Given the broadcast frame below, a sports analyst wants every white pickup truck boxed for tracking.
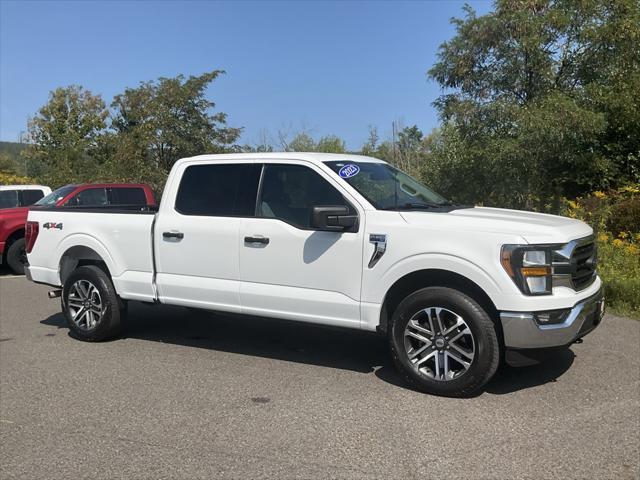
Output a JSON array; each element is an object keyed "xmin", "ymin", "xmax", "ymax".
[{"xmin": 25, "ymin": 153, "xmax": 604, "ymax": 396}]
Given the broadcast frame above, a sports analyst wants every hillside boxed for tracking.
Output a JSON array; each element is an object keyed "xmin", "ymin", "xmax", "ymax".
[{"xmin": 0, "ymin": 141, "xmax": 29, "ymax": 176}]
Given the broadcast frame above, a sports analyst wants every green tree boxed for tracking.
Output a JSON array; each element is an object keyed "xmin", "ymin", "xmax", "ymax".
[
  {"xmin": 396, "ymin": 125, "xmax": 425, "ymax": 176},
  {"xmin": 426, "ymin": 0, "xmax": 640, "ymax": 210},
  {"xmin": 24, "ymin": 85, "xmax": 108, "ymax": 186},
  {"xmin": 316, "ymin": 135, "xmax": 346, "ymax": 153},
  {"xmin": 361, "ymin": 126, "xmax": 380, "ymax": 157},
  {"xmin": 287, "ymin": 132, "xmax": 316, "ymax": 152},
  {"xmin": 108, "ymin": 70, "xmax": 241, "ymax": 186},
  {"xmin": 0, "ymin": 152, "xmax": 18, "ymax": 174}
]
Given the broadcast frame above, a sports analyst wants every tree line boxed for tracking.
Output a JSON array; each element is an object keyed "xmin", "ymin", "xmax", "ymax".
[{"xmin": 2, "ymin": 0, "xmax": 638, "ymax": 211}]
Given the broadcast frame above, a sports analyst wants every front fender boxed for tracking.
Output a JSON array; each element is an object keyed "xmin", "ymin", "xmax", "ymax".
[{"xmin": 364, "ymin": 253, "xmax": 504, "ymax": 307}]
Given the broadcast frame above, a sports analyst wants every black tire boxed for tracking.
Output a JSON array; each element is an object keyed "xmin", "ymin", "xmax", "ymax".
[
  {"xmin": 62, "ymin": 265, "xmax": 123, "ymax": 341},
  {"xmin": 389, "ymin": 286, "xmax": 500, "ymax": 397},
  {"xmin": 6, "ymin": 238, "xmax": 26, "ymax": 275}
]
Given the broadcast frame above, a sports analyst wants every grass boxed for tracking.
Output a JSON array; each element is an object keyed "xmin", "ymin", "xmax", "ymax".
[{"xmin": 596, "ymin": 236, "xmax": 640, "ymax": 319}]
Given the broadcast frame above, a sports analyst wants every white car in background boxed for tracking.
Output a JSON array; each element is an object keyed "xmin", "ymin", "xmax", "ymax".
[{"xmin": 0, "ymin": 185, "xmax": 51, "ymax": 209}]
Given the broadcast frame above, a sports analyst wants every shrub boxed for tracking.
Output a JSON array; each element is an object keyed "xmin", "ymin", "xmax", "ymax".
[
  {"xmin": 596, "ymin": 233, "xmax": 640, "ymax": 319},
  {"xmin": 0, "ymin": 170, "xmax": 34, "ymax": 185},
  {"xmin": 607, "ymin": 196, "xmax": 640, "ymax": 236},
  {"xmin": 564, "ymin": 185, "xmax": 639, "ymax": 319}
]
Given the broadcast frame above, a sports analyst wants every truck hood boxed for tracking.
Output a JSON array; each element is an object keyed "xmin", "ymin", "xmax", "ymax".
[
  {"xmin": 400, "ymin": 206, "xmax": 593, "ymax": 244},
  {"xmin": 0, "ymin": 206, "xmax": 29, "ymax": 217}
]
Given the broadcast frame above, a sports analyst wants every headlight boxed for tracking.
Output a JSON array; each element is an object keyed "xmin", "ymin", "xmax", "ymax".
[{"xmin": 501, "ymin": 245, "xmax": 554, "ymax": 295}]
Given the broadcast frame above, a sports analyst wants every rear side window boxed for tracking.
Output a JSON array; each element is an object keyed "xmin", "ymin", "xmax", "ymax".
[
  {"xmin": 68, "ymin": 188, "xmax": 108, "ymax": 206},
  {"xmin": 258, "ymin": 164, "xmax": 353, "ymax": 229},
  {"xmin": 20, "ymin": 189, "xmax": 45, "ymax": 206},
  {"xmin": 175, "ymin": 163, "xmax": 262, "ymax": 217},
  {"xmin": 109, "ymin": 187, "xmax": 147, "ymax": 206},
  {"xmin": 0, "ymin": 190, "xmax": 19, "ymax": 208}
]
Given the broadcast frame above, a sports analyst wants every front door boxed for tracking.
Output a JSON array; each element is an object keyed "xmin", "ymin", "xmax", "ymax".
[
  {"xmin": 239, "ymin": 162, "xmax": 364, "ymax": 328},
  {"xmin": 154, "ymin": 162, "xmax": 261, "ymax": 312}
]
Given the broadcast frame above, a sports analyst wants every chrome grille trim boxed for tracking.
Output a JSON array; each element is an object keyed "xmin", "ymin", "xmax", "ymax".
[{"xmin": 552, "ymin": 235, "xmax": 597, "ymax": 291}]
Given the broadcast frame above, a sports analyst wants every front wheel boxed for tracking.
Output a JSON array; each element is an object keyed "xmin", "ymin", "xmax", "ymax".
[
  {"xmin": 62, "ymin": 265, "xmax": 123, "ymax": 341},
  {"xmin": 389, "ymin": 286, "xmax": 500, "ymax": 397}
]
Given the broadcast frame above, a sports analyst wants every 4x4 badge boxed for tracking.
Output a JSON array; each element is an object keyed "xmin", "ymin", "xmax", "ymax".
[{"xmin": 43, "ymin": 222, "xmax": 63, "ymax": 230}]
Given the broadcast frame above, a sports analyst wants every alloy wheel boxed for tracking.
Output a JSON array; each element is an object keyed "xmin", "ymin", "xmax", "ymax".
[
  {"xmin": 403, "ymin": 307, "xmax": 475, "ymax": 381},
  {"xmin": 67, "ymin": 280, "xmax": 104, "ymax": 331}
]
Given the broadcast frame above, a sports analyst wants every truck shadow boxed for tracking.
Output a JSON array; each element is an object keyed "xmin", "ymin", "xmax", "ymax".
[
  {"xmin": 40, "ymin": 302, "xmax": 575, "ymax": 397},
  {"xmin": 0, "ymin": 265, "xmax": 21, "ymax": 277}
]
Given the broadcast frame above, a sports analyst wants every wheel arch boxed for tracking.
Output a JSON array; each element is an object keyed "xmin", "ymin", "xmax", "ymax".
[
  {"xmin": 378, "ymin": 269, "xmax": 500, "ymax": 336},
  {"xmin": 59, "ymin": 245, "xmax": 112, "ymax": 285},
  {"xmin": 4, "ymin": 226, "xmax": 25, "ymax": 248}
]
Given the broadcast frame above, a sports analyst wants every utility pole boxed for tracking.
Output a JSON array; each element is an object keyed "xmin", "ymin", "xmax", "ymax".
[{"xmin": 392, "ymin": 121, "xmax": 397, "ymax": 166}]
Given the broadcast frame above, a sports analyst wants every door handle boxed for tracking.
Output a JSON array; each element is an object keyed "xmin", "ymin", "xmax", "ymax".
[
  {"xmin": 244, "ymin": 235, "xmax": 269, "ymax": 245},
  {"xmin": 163, "ymin": 231, "xmax": 184, "ymax": 239}
]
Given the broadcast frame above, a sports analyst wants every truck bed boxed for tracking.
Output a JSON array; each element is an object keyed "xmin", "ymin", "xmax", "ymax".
[{"xmin": 27, "ymin": 207, "xmax": 157, "ymax": 302}]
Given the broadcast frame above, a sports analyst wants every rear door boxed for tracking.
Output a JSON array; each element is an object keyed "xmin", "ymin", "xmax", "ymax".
[
  {"xmin": 154, "ymin": 161, "xmax": 261, "ymax": 312},
  {"xmin": 239, "ymin": 161, "xmax": 364, "ymax": 328}
]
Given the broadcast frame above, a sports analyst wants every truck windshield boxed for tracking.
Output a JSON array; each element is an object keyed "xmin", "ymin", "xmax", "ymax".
[
  {"xmin": 325, "ymin": 161, "xmax": 456, "ymax": 211},
  {"xmin": 36, "ymin": 185, "xmax": 77, "ymax": 206}
]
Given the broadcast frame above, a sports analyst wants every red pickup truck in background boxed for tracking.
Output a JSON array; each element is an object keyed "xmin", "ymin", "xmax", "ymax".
[{"xmin": 0, "ymin": 183, "xmax": 156, "ymax": 274}]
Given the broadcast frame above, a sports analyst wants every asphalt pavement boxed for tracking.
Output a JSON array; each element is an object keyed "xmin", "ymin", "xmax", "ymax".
[{"xmin": 1, "ymin": 271, "xmax": 638, "ymax": 479}]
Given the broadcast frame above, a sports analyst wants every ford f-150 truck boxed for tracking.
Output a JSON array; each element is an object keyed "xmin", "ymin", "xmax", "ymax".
[
  {"xmin": 0, "ymin": 183, "xmax": 155, "ymax": 274},
  {"xmin": 24, "ymin": 153, "xmax": 604, "ymax": 396}
]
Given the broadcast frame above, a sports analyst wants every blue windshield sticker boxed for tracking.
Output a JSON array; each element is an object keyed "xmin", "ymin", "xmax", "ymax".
[{"xmin": 339, "ymin": 164, "xmax": 360, "ymax": 178}]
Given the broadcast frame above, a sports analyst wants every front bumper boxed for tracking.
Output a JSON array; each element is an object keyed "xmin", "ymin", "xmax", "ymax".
[{"xmin": 500, "ymin": 287, "xmax": 604, "ymax": 350}]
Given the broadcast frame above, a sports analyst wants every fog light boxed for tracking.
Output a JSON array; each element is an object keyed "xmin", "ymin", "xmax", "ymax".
[{"xmin": 534, "ymin": 309, "xmax": 570, "ymax": 325}]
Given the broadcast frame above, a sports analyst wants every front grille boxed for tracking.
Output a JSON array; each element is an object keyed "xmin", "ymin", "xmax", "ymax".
[{"xmin": 571, "ymin": 241, "xmax": 596, "ymax": 290}]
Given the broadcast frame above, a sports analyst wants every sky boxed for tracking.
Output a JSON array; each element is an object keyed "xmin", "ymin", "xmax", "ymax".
[{"xmin": 0, "ymin": 0, "xmax": 492, "ymax": 150}]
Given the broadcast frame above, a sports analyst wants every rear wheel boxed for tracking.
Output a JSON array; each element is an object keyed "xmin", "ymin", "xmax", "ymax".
[
  {"xmin": 389, "ymin": 286, "xmax": 500, "ymax": 397},
  {"xmin": 6, "ymin": 238, "xmax": 27, "ymax": 275},
  {"xmin": 62, "ymin": 265, "xmax": 123, "ymax": 341}
]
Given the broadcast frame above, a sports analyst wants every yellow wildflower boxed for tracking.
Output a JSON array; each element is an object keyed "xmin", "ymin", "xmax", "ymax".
[
  {"xmin": 620, "ymin": 185, "xmax": 640, "ymax": 194},
  {"xmin": 568, "ymin": 200, "xmax": 579, "ymax": 209},
  {"xmin": 612, "ymin": 239, "xmax": 624, "ymax": 247},
  {"xmin": 593, "ymin": 191, "xmax": 606, "ymax": 199},
  {"xmin": 626, "ymin": 244, "xmax": 639, "ymax": 255},
  {"xmin": 618, "ymin": 231, "xmax": 628, "ymax": 239},
  {"xmin": 598, "ymin": 233, "xmax": 610, "ymax": 242}
]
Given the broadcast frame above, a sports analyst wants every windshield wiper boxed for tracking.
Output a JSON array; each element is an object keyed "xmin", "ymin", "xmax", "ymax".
[{"xmin": 382, "ymin": 202, "xmax": 445, "ymax": 211}]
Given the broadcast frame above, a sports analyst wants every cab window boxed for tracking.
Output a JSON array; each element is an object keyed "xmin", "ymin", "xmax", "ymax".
[
  {"xmin": 20, "ymin": 189, "xmax": 45, "ymax": 206},
  {"xmin": 0, "ymin": 190, "xmax": 19, "ymax": 209},
  {"xmin": 175, "ymin": 163, "xmax": 261, "ymax": 217},
  {"xmin": 68, "ymin": 188, "xmax": 108, "ymax": 206},
  {"xmin": 257, "ymin": 164, "xmax": 354, "ymax": 229},
  {"xmin": 109, "ymin": 187, "xmax": 147, "ymax": 206}
]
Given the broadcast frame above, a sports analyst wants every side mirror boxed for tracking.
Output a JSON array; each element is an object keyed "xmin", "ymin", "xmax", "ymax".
[{"xmin": 311, "ymin": 206, "xmax": 358, "ymax": 232}]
